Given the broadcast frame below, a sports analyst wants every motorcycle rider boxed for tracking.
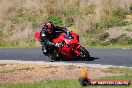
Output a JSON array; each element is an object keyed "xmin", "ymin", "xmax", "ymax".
[{"xmin": 40, "ymin": 20, "xmax": 70, "ymax": 56}]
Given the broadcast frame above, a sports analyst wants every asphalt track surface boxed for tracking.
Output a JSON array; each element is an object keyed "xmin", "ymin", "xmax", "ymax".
[{"xmin": 0, "ymin": 48, "xmax": 132, "ymax": 67}]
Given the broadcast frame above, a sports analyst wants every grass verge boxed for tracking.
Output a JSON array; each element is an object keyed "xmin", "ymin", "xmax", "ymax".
[
  {"xmin": 0, "ymin": 76, "xmax": 131, "ymax": 88},
  {"xmin": 0, "ymin": 67, "xmax": 132, "ymax": 88}
]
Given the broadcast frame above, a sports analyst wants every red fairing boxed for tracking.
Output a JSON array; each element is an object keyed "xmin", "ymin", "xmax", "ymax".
[{"xmin": 53, "ymin": 31, "xmax": 81, "ymax": 58}]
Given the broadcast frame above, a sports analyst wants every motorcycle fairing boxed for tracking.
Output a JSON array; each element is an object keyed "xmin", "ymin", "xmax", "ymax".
[{"xmin": 53, "ymin": 31, "xmax": 81, "ymax": 58}]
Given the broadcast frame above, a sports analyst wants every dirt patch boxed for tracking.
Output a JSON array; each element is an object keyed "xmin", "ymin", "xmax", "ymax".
[
  {"xmin": 106, "ymin": 25, "xmax": 132, "ymax": 39},
  {"xmin": 0, "ymin": 63, "xmax": 122, "ymax": 84}
]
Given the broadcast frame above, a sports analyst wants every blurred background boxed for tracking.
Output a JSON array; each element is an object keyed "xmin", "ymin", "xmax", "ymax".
[{"xmin": 0, "ymin": 0, "xmax": 132, "ymax": 48}]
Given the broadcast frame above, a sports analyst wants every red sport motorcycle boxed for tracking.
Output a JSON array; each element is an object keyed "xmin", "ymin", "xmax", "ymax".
[{"xmin": 34, "ymin": 31, "xmax": 90, "ymax": 61}]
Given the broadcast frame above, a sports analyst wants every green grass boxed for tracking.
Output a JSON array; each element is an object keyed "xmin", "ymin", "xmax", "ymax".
[
  {"xmin": 0, "ymin": 77, "xmax": 131, "ymax": 88},
  {"xmin": 0, "ymin": 80, "xmax": 80, "ymax": 88}
]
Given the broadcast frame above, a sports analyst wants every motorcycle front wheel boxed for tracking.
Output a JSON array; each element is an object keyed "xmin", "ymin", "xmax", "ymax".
[
  {"xmin": 42, "ymin": 46, "xmax": 60, "ymax": 62},
  {"xmin": 50, "ymin": 53, "xmax": 60, "ymax": 62},
  {"xmin": 78, "ymin": 46, "xmax": 90, "ymax": 61}
]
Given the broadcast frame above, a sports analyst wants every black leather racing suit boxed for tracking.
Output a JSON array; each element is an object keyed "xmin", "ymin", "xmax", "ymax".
[{"xmin": 40, "ymin": 25, "xmax": 69, "ymax": 54}]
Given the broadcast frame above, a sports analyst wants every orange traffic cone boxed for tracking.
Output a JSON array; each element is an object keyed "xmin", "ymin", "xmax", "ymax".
[
  {"xmin": 81, "ymin": 67, "xmax": 88, "ymax": 78},
  {"xmin": 79, "ymin": 67, "xmax": 91, "ymax": 86}
]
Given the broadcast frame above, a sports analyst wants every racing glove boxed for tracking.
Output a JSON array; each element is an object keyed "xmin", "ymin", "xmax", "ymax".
[{"xmin": 55, "ymin": 43, "xmax": 63, "ymax": 47}]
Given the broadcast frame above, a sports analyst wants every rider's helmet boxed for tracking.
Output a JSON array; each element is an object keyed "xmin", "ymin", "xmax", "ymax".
[{"xmin": 43, "ymin": 20, "xmax": 54, "ymax": 34}]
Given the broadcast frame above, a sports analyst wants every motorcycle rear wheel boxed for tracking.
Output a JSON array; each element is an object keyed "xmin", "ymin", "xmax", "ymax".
[{"xmin": 78, "ymin": 46, "xmax": 90, "ymax": 61}]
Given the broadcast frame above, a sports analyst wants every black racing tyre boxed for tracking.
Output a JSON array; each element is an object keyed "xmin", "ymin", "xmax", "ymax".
[
  {"xmin": 78, "ymin": 46, "xmax": 90, "ymax": 61},
  {"xmin": 51, "ymin": 56, "xmax": 60, "ymax": 62},
  {"xmin": 42, "ymin": 46, "xmax": 60, "ymax": 62},
  {"xmin": 79, "ymin": 77, "xmax": 91, "ymax": 86},
  {"xmin": 50, "ymin": 52, "xmax": 60, "ymax": 62}
]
